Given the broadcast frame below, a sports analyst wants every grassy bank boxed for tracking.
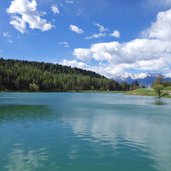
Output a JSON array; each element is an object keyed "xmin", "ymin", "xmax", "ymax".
[{"xmin": 126, "ymin": 88, "xmax": 171, "ymax": 98}]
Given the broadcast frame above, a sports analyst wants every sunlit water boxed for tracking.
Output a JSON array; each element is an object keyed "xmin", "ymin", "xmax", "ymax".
[{"xmin": 0, "ymin": 93, "xmax": 171, "ymax": 171}]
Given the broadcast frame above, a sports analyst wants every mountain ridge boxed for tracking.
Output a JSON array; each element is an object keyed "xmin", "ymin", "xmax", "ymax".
[{"xmin": 114, "ymin": 73, "xmax": 171, "ymax": 87}]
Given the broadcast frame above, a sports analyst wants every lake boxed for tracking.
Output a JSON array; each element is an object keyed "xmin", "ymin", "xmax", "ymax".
[{"xmin": 0, "ymin": 93, "xmax": 171, "ymax": 171}]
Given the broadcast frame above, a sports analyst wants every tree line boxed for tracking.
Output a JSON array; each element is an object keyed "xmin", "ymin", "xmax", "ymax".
[{"xmin": 0, "ymin": 58, "xmax": 125, "ymax": 92}]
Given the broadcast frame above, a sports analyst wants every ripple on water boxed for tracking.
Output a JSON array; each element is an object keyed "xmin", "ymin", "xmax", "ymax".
[{"xmin": 0, "ymin": 93, "xmax": 171, "ymax": 171}]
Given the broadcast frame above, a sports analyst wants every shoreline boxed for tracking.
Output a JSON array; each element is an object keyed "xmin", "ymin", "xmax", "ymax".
[
  {"xmin": 0, "ymin": 89, "xmax": 171, "ymax": 98},
  {"xmin": 0, "ymin": 90, "xmax": 125, "ymax": 93}
]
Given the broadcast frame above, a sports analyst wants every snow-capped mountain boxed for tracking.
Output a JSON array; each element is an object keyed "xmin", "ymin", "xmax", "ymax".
[{"xmin": 114, "ymin": 73, "xmax": 171, "ymax": 87}]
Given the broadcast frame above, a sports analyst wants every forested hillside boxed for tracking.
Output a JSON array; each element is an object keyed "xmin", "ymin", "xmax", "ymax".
[{"xmin": 0, "ymin": 58, "xmax": 122, "ymax": 91}]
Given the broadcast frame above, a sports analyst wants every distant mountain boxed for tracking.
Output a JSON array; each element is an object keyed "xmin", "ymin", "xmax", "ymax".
[{"xmin": 114, "ymin": 73, "xmax": 171, "ymax": 87}]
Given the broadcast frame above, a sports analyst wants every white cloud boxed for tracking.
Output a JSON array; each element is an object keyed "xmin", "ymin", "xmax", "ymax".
[
  {"xmin": 9, "ymin": 40, "xmax": 13, "ymax": 44},
  {"xmin": 60, "ymin": 59, "xmax": 88, "ymax": 68},
  {"xmin": 159, "ymin": 0, "xmax": 171, "ymax": 5},
  {"xmin": 58, "ymin": 41, "xmax": 70, "ymax": 48},
  {"xmin": 76, "ymin": 8, "xmax": 84, "ymax": 16},
  {"xmin": 73, "ymin": 39, "xmax": 171, "ymax": 76},
  {"xmin": 59, "ymin": 59, "xmax": 111, "ymax": 76},
  {"xmin": 6, "ymin": 0, "xmax": 54, "ymax": 33},
  {"xmin": 65, "ymin": 0, "xmax": 74, "ymax": 4},
  {"xmin": 51, "ymin": 4, "xmax": 60, "ymax": 14},
  {"xmin": 2, "ymin": 32, "xmax": 13, "ymax": 43},
  {"xmin": 135, "ymin": 58, "xmax": 167, "ymax": 71},
  {"xmin": 69, "ymin": 24, "xmax": 84, "ymax": 34},
  {"xmin": 85, "ymin": 23, "xmax": 108, "ymax": 40},
  {"xmin": 145, "ymin": 9, "xmax": 171, "ymax": 40},
  {"xmin": 94, "ymin": 23, "xmax": 108, "ymax": 33},
  {"xmin": 85, "ymin": 33, "xmax": 106, "ymax": 40},
  {"xmin": 147, "ymin": 0, "xmax": 171, "ymax": 8},
  {"xmin": 67, "ymin": 9, "xmax": 171, "ymax": 77},
  {"xmin": 110, "ymin": 30, "xmax": 120, "ymax": 38},
  {"xmin": 3, "ymin": 32, "xmax": 11, "ymax": 38},
  {"xmin": 73, "ymin": 48, "xmax": 90, "ymax": 60}
]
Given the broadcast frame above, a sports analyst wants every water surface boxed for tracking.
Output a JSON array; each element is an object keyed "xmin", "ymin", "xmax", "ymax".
[{"xmin": 0, "ymin": 93, "xmax": 171, "ymax": 171}]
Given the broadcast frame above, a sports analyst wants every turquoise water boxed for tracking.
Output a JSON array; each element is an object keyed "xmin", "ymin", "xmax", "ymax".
[{"xmin": 0, "ymin": 93, "xmax": 171, "ymax": 171}]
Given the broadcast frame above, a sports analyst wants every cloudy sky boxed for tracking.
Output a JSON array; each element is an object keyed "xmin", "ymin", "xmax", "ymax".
[{"xmin": 0, "ymin": 0, "xmax": 171, "ymax": 77}]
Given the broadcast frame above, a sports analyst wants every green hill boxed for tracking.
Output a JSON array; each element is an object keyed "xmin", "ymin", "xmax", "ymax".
[{"xmin": 0, "ymin": 58, "xmax": 122, "ymax": 92}]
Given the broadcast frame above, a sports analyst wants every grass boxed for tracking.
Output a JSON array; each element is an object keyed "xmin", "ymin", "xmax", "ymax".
[
  {"xmin": 126, "ymin": 88, "xmax": 171, "ymax": 98},
  {"xmin": 126, "ymin": 88, "xmax": 155, "ymax": 96},
  {"xmin": 163, "ymin": 86, "xmax": 171, "ymax": 91}
]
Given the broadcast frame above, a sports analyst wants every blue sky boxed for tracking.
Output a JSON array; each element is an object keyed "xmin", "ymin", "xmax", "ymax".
[{"xmin": 0, "ymin": 0, "xmax": 171, "ymax": 77}]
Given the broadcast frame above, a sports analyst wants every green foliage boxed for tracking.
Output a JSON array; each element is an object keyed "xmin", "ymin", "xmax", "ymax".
[
  {"xmin": 130, "ymin": 81, "xmax": 140, "ymax": 90},
  {"xmin": 163, "ymin": 82, "xmax": 171, "ymax": 87},
  {"xmin": 153, "ymin": 84, "xmax": 164, "ymax": 98},
  {"xmin": 153, "ymin": 75, "xmax": 163, "ymax": 85},
  {"xmin": 120, "ymin": 82, "xmax": 130, "ymax": 91},
  {"xmin": 152, "ymin": 76, "xmax": 165, "ymax": 98},
  {"xmin": 29, "ymin": 83, "xmax": 39, "ymax": 91},
  {"xmin": 0, "ymin": 58, "xmax": 123, "ymax": 92},
  {"xmin": 151, "ymin": 76, "xmax": 171, "ymax": 98},
  {"xmin": 163, "ymin": 86, "xmax": 171, "ymax": 91}
]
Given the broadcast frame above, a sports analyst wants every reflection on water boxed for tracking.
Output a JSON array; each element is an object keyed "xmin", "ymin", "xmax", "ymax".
[
  {"xmin": 62, "ymin": 113, "xmax": 171, "ymax": 171},
  {"xmin": 5, "ymin": 145, "xmax": 47, "ymax": 171},
  {"xmin": 154, "ymin": 99, "xmax": 166, "ymax": 105},
  {"xmin": 0, "ymin": 93, "xmax": 171, "ymax": 171}
]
